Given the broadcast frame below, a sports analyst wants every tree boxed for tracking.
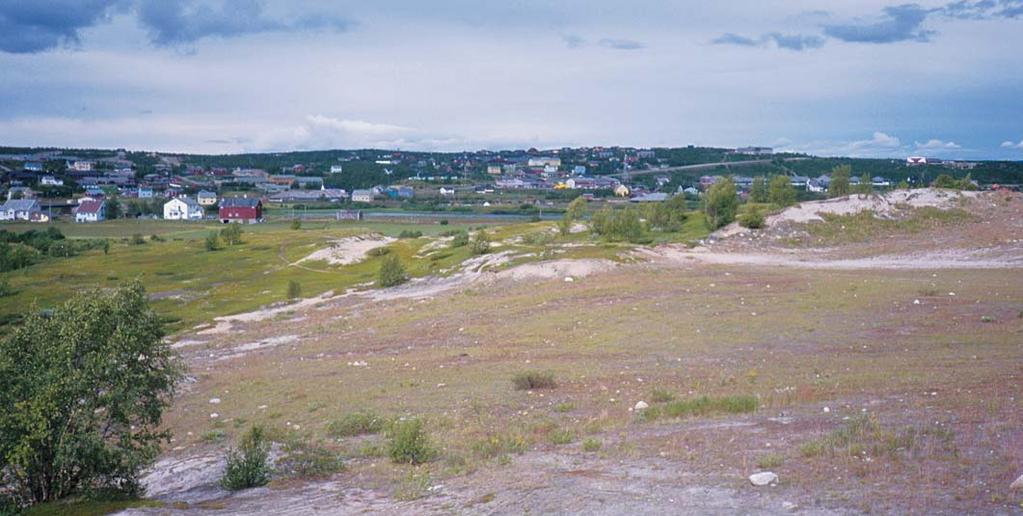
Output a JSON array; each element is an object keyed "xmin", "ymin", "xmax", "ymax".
[
  {"xmin": 220, "ymin": 224, "xmax": 243, "ymax": 246},
  {"xmin": 287, "ymin": 280, "xmax": 302, "ymax": 299},
  {"xmin": 105, "ymin": 198, "xmax": 122, "ymax": 220},
  {"xmin": 377, "ymin": 254, "xmax": 407, "ymax": 288},
  {"xmin": 703, "ymin": 177, "xmax": 738, "ymax": 229},
  {"xmin": 829, "ymin": 165, "xmax": 851, "ymax": 197},
  {"xmin": 204, "ymin": 232, "xmax": 222, "ymax": 251},
  {"xmin": 290, "ymin": 219, "xmax": 302, "ymax": 230},
  {"xmin": 469, "ymin": 231, "xmax": 490, "ymax": 256},
  {"xmin": 559, "ymin": 196, "xmax": 587, "ymax": 235},
  {"xmin": 0, "ymin": 282, "xmax": 181, "ymax": 507},
  {"xmin": 749, "ymin": 176, "xmax": 768, "ymax": 203},
  {"xmin": 857, "ymin": 172, "xmax": 873, "ymax": 194},
  {"xmin": 738, "ymin": 207, "xmax": 766, "ymax": 229},
  {"xmin": 767, "ymin": 175, "xmax": 797, "ymax": 207}
]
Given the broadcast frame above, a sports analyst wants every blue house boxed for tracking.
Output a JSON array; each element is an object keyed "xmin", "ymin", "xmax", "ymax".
[{"xmin": 23, "ymin": 162, "xmax": 43, "ymax": 172}]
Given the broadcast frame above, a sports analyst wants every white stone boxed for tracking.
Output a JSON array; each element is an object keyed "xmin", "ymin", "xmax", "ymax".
[
  {"xmin": 634, "ymin": 401, "xmax": 649, "ymax": 410},
  {"xmin": 823, "ymin": 406, "xmax": 830, "ymax": 413},
  {"xmin": 209, "ymin": 413, "xmax": 219, "ymax": 419},
  {"xmin": 749, "ymin": 472, "xmax": 778, "ymax": 486},
  {"xmin": 1011, "ymin": 474, "xmax": 1023, "ymax": 490},
  {"xmin": 782, "ymin": 501, "xmax": 798, "ymax": 512},
  {"xmin": 564, "ymin": 276, "xmax": 575, "ymax": 282},
  {"xmin": 913, "ymin": 299, "xmax": 921, "ymax": 305},
  {"xmin": 209, "ymin": 398, "xmax": 221, "ymax": 404}
]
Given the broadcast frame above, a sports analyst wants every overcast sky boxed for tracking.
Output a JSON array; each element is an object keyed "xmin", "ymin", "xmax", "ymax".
[{"xmin": 1, "ymin": 0, "xmax": 1022, "ymax": 159}]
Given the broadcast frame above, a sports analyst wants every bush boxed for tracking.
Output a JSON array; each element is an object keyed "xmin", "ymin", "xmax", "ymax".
[
  {"xmin": 549, "ymin": 428, "xmax": 576, "ymax": 445},
  {"xmin": 438, "ymin": 219, "xmax": 449, "ymax": 225},
  {"xmin": 582, "ymin": 438, "xmax": 602, "ymax": 452},
  {"xmin": 327, "ymin": 412, "xmax": 387, "ymax": 438},
  {"xmin": 287, "ymin": 280, "xmax": 302, "ymax": 300},
  {"xmin": 704, "ymin": 177, "xmax": 738, "ymax": 229},
  {"xmin": 0, "ymin": 282, "xmax": 181, "ymax": 506},
  {"xmin": 767, "ymin": 175, "xmax": 797, "ymax": 207},
  {"xmin": 220, "ymin": 224, "xmax": 243, "ymax": 245},
  {"xmin": 276, "ymin": 441, "xmax": 344, "ymax": 479},
  {"xmin": 449, "ymin": 230, "xmax": 469, "ymax": 248},
  {"xmin": 590, "ymin": 207, "xmax": 646, "ymax": 243},
  {"xmin": 290, "ymin": 219, "xmax": 302, "ymax": 230},
  {"xmin": 387, "ymin": 418, "xmax": 433, "ymax": 465},
  {"xmin": 512, "ymin": 370, "xmax": 557, "ymax": 391},
  {"xmin": 398, "ymin": 230, "xmax": 423, "ymax": 239},
  {"xmin": 149, "ymin": 234, "xmax": 165, "ymax": 242},
  {"xmin": 377, "ymin": 255, "xmax": 407, "ymax": 288},
  {"xmin": 469, "ymin": 232, "xmax": 490, "ymax": 255},
  {"xmin": 129, "ymin": 233, "xmax": 146, "ymax": 245},
  {"xmin": 221, "ymin": 426, "xmax": 272, "ymax": 491},
  {"xmin": 204, "ymin": 232, "xmax": 221, "ymax": 251},
  {"xmin": 738, "ymin": 208, "xmax": 766, "ymax": 229},
  {"xmin": 0, "ymin": 279, "xmax": 13, "ymax": 297},
  {"xmin": 366, "ymin": 246, "xmax": 391, "ymax": 257}
]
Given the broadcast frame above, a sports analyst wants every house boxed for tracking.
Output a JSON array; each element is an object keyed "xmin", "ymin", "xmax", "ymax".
[
  {"xmin": 0, "ymin": 199, "xmax": 45, "ymax": 221},
  {"xmin": 614, "ymin": 184, "xmax": 631, "ymax": 197},
  {"xmin": 573, "ymin": 165, "xmax": 587, "ymax": 175},
  {"xmin": 527, "ymin": 157, "xmax": 561, "ymax": 168},
  {"xmin": 268, "ymin": 189, "xmax": 348, "ymax": 203},
  {"xmin": 6, "ymin": 187, "xmax": 37, "ymax": 200},
  {"xmin": 351, "ymin": 189, "xmax": 375, "ymax": 203},
  {"xmin": 163, "ymin": 197, "xmax": 204, "ymax": 220},
  {"xmin": 40, "ymin": 176, "xmax": 63, "ymax": 186},
  {"xmin": 70, "ymin": 160, "xmax": 94, "ymax": 172},
  {"xmin": 219, "ymin": 197, "xmax": 262, "ymax": 223},
  {"xmin": 566, "ymin": 177, "xmax": 618, "ymax": 190},
  {"xmin": 330, "ymin": 165, "xmax": 344, "ymax": 174},
  {"xmin": 486, "ymin": 165, "xmax": 502, "ymax": 176},
  {"xmin": 197, "ymin": 190, "xmax": 218, "ymax": 206},
  {"xmin": 439, "ymin": 187, "xmax": 456, "ymax": 197},
  {"xmin": 23, "ymin": 162, "xmax": 44, "ymax": 172},
  {"xmin": 871, "ymin": 176, "xmax": 891, "ymax": 187},
  {"xmin": 385, "ymin": 186, "xmax": 414, "ymax": 199},
  {"xmin": 73, "ymin": 200, "xmax": 105, "ymax": 223},
  {"xmin": 630, "ymin": 192, "xmax": 670, "ymax": 203},
  {"xmin": 734, "ymin": 146, "xmax": 773, "ymax": 155},
  {"xmin": 138, "ymin": 187, "xmax": 155, "ymax": 198}
]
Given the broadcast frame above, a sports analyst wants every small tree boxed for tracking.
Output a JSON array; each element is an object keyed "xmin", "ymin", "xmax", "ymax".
[
  {"xmin": 105, "ymin": 197, "xmax": 122, "ymax": 220},
  {"xmin": 0, "ymin": 282, "xmax": 181, "ymax": 506},
  {"xmin": 470, "ymin": 231, "xmax": 490, "ymax": 255},
  {"xmin": 749, "ymin": 177, "xmax": 768, "ymax": 203},
  {"xmin": 560, "ymin": 196, "xmax": 587, "ymax": 235},
  {"xmin": 287, "ymin": 280, "xmax": 302, "ymax": 299},
  {"xmin": 768, "ymin": 175, "xmax": 797, "ymax": 207},
  {"xmin": 290, "ymin": 219, "xmax": 302, "ymax": 230},
  {"xmin": 220, "ymin": 224, "xmax": 243, "ymax": 246},
  {"xmin": 829, "ymin": 165, "xmax": 851, "ymax": 197},
  {"xmin": 858, "ymin": 172, "xmax": 873, "ymax": 194},
  {"xmin": 204, "ymin": 232, "xmax": 222, "ymax": 251},
  {"xmin": 221, "ymin": 426, "xmax": 271, "ymax": 491},
  {"xmin": 388, "ymin": 418, "xmax": 433, "ymax": 465},
  {"xmin": 377, "ymin": 255, "xmax": 407, "ymax": 288},
  {"xmin": 738, "ymin": 207, "xmax": 766, "ymax": 229},
  {"xmin": 703, "ymin": 177, "xmax": 738, "ymax": 229}
]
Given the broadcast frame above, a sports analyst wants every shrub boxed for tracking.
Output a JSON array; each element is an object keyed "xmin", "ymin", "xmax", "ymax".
[
  {"xmin": 366, "ymin": 246, "xmax": 391, "ymax": 257},
  {"xmin": 377, "ymin": 255, "xmax": 407, "ymax": 288},
  {"xmin": 470, "ymin": 232, "xmax": 490, "ymax": 255},
  {"xmin": 650, "ymin": 389, "xmax": 675, "ymax": 403},
  {"xmin": 398, "ymin": 230, "xmax": 423, "ymax": 239},
  {"xmin": 450, "ymin": 230, "xmax": 469, "ymax": 248},
  {"xmin": 387, "ymin": 418, "xmax": 433, "ymax": 465},
  {"xmin": 221, "ymin": 426, "xmax": 272, "ymax": 490},
  {"xmin": 129, "ymin": 233, "xmax": 146, "ymax": 245},
  {"xmin": 738, "ymin": 208, "xmax": 766, "ymax": 229},
  {"xmin": 829, "ymin": 165, "xmax": 851, "ymax": 197},
  {"xmin": 149, "ymin": 234, "xmax": 165, "ymax": 242},
  {"xmin": 768, "ymin": 175, "xmax": 797, "ymax": 207},
  {"xmin": 512, "ymin": 370, "xmax": 557, "ymax": 391},
  {"xmin": 220, "ymin": 224, "xmax": 243, "ymax": 245},
  {"xmin": 590, "ymin": 207, "xmax": 646, "ymax": 243},
  {"xmin": 582, "ymin": 438, "xmax": 602, "ymax": 452},
  {"xmin": 276, "ymin": 441, "xmax": 344, "ymax": 479},
  {"xmin": 553, "ymin": 402, "xmax": 574, "ymax": 413},
  {"xmin": 326, "ymin": 412, "xmax": 387, "ymax": 438},
  {"xmin": 290, "ymin": 219, "xmax": 302, "ymax": 230},
  {"xmin": 471, "ymin": 433, "xmax": 528, "ymax": 459},
  {"xmin": 549, "ymin": 428, "xmax": 576, "ymax": 445},
  {"xmin": 704, "ymin": 177, "xmax": 738, "ymax": 229},
  {"xmin": 438, "ymin": 219, "xmax": 449, "ymax": 225},
  {"xmin": 757, "ymin": 453, "xmax": 783, "ymax": 469},
  {"xmin": 204, "ymin": 232, "xmax": 221, "ymax": 251},
  {"xmin": 0, "ymin": 279, "xmax": 13, "ymax": 297},
  {"xmin": 0, "ymin": 282, "xmax": 182, "ymax": 506},
  {"xmin": 287, "ymin": 280, "xmax": 302, "ymax": 300}
]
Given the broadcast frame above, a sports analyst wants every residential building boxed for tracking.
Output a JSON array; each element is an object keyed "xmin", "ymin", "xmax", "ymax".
[
  {"xmin": 163, "ymin": 197, "xmax": 204, "ymax": 220},
  {"xmin": 197, "ymin": 190, "xmax": 218, "ymax": 206},
  {"xmin": 70, "ymin": 160, "xmax": 94, "ymax": 172},
  {"xmin": 218, "ymin": 197, "xmax": 263, "ymax": 223},
  {"xmin": 734, "ymin": 147, "xmax": 773, "ymax": 155},
  {"xmin": 23, "ymin": 162, "xmax": 44, "ymax": 172},
  {"xmin": 0, "ymin": 199, "xmax": 45, "ymax": 221},
  {"xmin": 74, "ymin": 200, "xmax": 105, "ymax": 223},
  {"xmin": 40, "ymin": 176, "xmax": 63, "ymax": 186},
  {"xmin": 630, "ymin": 192, "xmax": 670, "ymax": 203},
  {"xmin": 439, "ymin": 187, "xmax": 456, "ymax": 196},
  {"xmin": 528, "ymin": 157, "xmax": 561, "ymax": 168},
  {"xmin": 487, "ymin": 165, "xmax": 502, "ymax": 176},
  {"xmin": 351, "ymin": 189, "xmax": 375, "ymax": 203}
]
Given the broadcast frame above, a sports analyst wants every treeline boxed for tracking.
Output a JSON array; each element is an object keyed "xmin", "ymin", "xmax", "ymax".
[{"xmin": 0, "ymin": 228, "xmax": 108, "ymax": 272}]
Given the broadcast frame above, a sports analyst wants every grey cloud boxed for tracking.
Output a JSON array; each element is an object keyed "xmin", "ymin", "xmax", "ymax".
[
  {"xmin": 561, "ymin": 34, "xmax": 584, "ymax": 48},
  {"xmin": 943, "ymin": 0, "xmax": 1023, "ymax": 18},
  {"xmin": 712, "ymin": 32, "xmax": 824, "ymax": 51},
  {"xmin": 137, "ymin": 0, "xmax": 351, "ymax": 46},
  {"xmin": 822, "ymin": 4, "xmax": 935, "ymax": 44},
  {"xmin": 712, "ymin": 33, "xmax": 759, "ymax": 47},
  {"xmin": 597, "ymin": 38, "xmax": 644, "ymax": 50},
  {"xmin": 0, "ymin": 0, "xmax": 127, "ymax": 53}
]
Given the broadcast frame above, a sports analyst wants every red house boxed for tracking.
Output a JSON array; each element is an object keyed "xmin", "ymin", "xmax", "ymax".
[{"xmin": 219, "ymin": 197, "xmax": 263, "ymax": 223}]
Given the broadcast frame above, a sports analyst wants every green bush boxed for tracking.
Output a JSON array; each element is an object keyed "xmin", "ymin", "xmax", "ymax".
[
  {"xmin": 377, "ymin": 255, "xmax": 407, "ymax": 288},
  {"xmin": 387, "ymin": 418, "xmax": 433, "ymax": 465},
  {"xmin": 220, "ymin": 224, "xmax": 243, "ymax": 245},
  {"xmin": 129, "ymin": 233, "xmax": 146, "ymax": 245},
  {"xmin": 512, "ymin": 370, "xmax": 557, "ymax": 390},
  {"xmin": 366, "ymin": 246, "xmax": 391, "ymax": 257},
  {"xmin": 398, "ymin": 230, "xmax": 423, "ymax": 239},
  {"xmin": 287, "ymin": 280, "xmax": 302, "ymax": 300},
  {"xmin": 221, "ymin": 426, "xmax": 272, "ymax": 490},
  {"xmin": 290, "ymin": 219, "xmax": 302, "ymax": 230},
  {"xmin": 549, "ymin": 428, "xmax": 576, "ymax": 445},
  {"xmin": 327, "ymin": 412, "xmax": 387, "ymax": 438},
  {"xmin": 276, "ymin": 441, "xmax": 344, "ymax": 479},
  {"xmin": 449, "ymin": 230, "xmax": 469, "ymax": 248},
  {"xmin": 738, "ymin": 208, "xmax": 766, "ymax": 229},
  {"xmin": 470, "ymin": 232, "xmax": 491, "ymax": 255},
  {"xmin": 590, "ymin": 207, "xmax": 646, "ymax": 243},
  {"xmin": 582, "ymin": 438, "xmax": 602, "ymax": 452},
  {"xmin": 0, "ymin": 279, "xmax": 13, "ymax": 297},
  {"xmin": 204, "ymin": 232, "xmax": 222, "ymax": 251},
  {"xmin": 704, "ymin": 177, "xmax": 739, "ymax": 229},
  {"xmin": 438, "ymin": 219, "xmax": 449, "ymax": 225}
]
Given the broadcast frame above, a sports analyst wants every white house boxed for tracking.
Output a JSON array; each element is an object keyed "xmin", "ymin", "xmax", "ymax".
[
  {"xmin": 197, "ymin": 190, "xmax": 218, "ymax": 206},
  {"xmin": 40, "ymin": 176, "xmax": 64, "ymax": 186},
  {"xmin": 163, "ymin": 197, "xmax": 204, "ymax": 220},
  {"xmin": 70, "ymin": 160, "xmax": 94, "ymax": 172},
  {"xmin": 439, "ymin": 187, "xmax": 456, "ymax": 197},
  {"xmin": 74, "ymin": 200, "xmax": 105, "ymax": 223},
  {"xmin": 330, "ymin": 165, "xmax": 344, "ymax": 174},
  {"xmin": 0, "ymin": 199, "xmax": 44, "ymax": 221},
  {"xmin": 351, "ymin": 189, "xmax": 375, "ymax": 203}
]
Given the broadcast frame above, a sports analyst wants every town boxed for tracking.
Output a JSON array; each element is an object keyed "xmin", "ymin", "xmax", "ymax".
[{"xmin": 0, "ymin": 145, "xmax": 1014, "ymax": 224}]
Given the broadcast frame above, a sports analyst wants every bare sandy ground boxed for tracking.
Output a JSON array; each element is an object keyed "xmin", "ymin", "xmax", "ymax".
[{"xmin": 297, "ymin": 235, "xmax": 396, "ymax": 266}]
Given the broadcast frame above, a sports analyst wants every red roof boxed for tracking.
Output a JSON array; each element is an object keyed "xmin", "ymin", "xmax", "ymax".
[{"xmin": 75, "ymin": 200, "xmax": 104, "ymax": 214}]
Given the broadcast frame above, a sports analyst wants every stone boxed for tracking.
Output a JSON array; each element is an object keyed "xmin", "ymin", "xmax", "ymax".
[
  {"xmin": 749, "ymin": 472, "xmax": 778, "ymax": 486},
  {"xmin": 209, "ymin": 398, "xmax": 221, "ymax": 404},
  {"xmin": 1011, "ymin": 474, "xmax": 1023, "ymax": 490},
  {"xmin": 634, "ymin": 401, "xmax": 649, "ymax": 410},
  {"xmin": 782, "ymin": 501, "xmax": 798, "ymax": 512},
  {"xmin": 564, "ymin": 277, "xmax": 575, "ymax": 282}
]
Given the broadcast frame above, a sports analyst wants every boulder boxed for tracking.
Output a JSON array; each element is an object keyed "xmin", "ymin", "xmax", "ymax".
[
  {"xmin": 1011, "ymin": 474, "xmax": 1023, "ymax": 490},
  {"xmin": 749, "ymin": 472, "xmax": 778, "ymax": 486},
  {"xmin": 634, "ymin": 401, "xmax": 649, "ymax": 410}
]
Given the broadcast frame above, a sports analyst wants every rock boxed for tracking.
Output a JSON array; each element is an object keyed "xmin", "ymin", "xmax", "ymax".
[
  {"xmin": 564, "ymin": 276, "xmax": 575, "ymax": 282},
  {"xmin": 913, "ymin": 299, "xmax": 921, "ymax": 305},
  {"xmin": 1011, "ymin": 474, "xmax": 1023, "ymax": 490},
  {"xmin": 209, "ymin": 398, "xmax": 221, "ymax": 404},
  {"xmin": 634, "ymin": 401, "xmax": 649, "ymax": 410},
  {"xmin": 209, "ymin": 413, "xmax": 219, "ymax": 419},
  {"xmin": 823, "ymin": 406, "xmax": 830, "ymax": 413},
  {"xmin": 749, "ymin": 472, "xmax": 778, "ymax": 486},
  {"xmin": 782, "ymin": 501, "xmax": 798, "ymax": 512}
]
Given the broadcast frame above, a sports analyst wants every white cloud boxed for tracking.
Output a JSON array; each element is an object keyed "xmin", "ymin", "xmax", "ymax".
[
  {"xmin": 852, "ymin": 131, "xmax": 901, "ymax": 149},
  {"xmin": 1001, "ymin": 139, "xmax": 1023, "ymax": 149},
  {"xmin": 915, "ymin": 138, "xmax": 961, "ymax": 149},
  {"xmin": 780, "ymin": 131, "xmax": 906, "ymax": 158}
]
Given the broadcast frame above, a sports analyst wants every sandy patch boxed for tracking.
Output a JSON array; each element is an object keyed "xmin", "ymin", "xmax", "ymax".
[
  {"xmin": 497, "ymin": 258, "xmax": 615, "ymax": 281},
  {"xmin": 762, "ymin": 188, "xmax": 978, "ymax": 226},
  {"xmin": 297, "ymin": 235, "xmax": 396, "ymax": 266}
]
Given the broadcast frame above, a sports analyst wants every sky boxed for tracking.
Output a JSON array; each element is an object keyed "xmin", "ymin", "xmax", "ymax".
[{"xmin": 1, "ymin": 0, "xmax": 1022, "ymax": 159}]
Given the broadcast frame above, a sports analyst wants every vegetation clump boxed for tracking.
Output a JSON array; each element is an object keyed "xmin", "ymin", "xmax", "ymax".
[
  {"xmin": 326, "ymin": 412, "xmax": 388, "ymax": 438},
  {"xmin": 738, "ymin": 207, "xmax": 766, "ymax": 229},
  {"xmin": 703, "ymin": 177, "xmax": 739, "ymax": 229},
  {"xmin": 377, "ymin": 255, "xmax": 407, "ymax": 288},
  {"xmin": 640, "ymin": 394, "xmax": 757, "ymax": 422},
  {"xmin": 590, "ymin": 207, "xmax": 646, "ymax": 243},
  {"xmin": 221, "ymin": 425, "xmax": 272, "ymax": 490},
  {"xmin": 220, "ymin": 224, "xmax": 244, "ymax": 246},
  {"xmin": 398, "ymin": 230, "xmax": 423, "ymax": 239},
  {"xmin": 387, "ymin": 418, "xmax": 433, "ymax": 465},
  {"xmin": 287, "ymin": 280, "xmax": 302, "ymax": 300},
  {"xmin": 512, "ymin": 370, "xmax": 557, "ymax": 391},
  {"xmin": 469, "ymin": 231, "xmax": 491, "ymax": 255}
]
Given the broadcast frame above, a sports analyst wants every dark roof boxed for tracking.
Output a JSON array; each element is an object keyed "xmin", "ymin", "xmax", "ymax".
[{"xmin": 220, "ymin": 197, "xmax": 261, "ymax": 208}]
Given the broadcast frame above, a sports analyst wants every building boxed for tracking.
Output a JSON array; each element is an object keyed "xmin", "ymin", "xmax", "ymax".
[
  {"xmin": 268, "ymin": 189, "xmax": 348, "ymax": 203},
  {"xmin": 23, "ymin": 162, "xmax": 44, "ymax": 172},
  {"xmin": 734, "ymin": 147, "xmax": 773, "ymax": 155},
  {"xmin": 336, "ymin": 209, "xmax": 363, "ymax": 221},
  {"xmin": 218, "ymin": 197, "xmax": 263, "ymax": 223},
  {"xmin": 40, "ymin": 176, "xmax": 63, "ymax": 186},
  {"xmin": 906, "ymin": 156, "xmax": 929, "ymax": 166},
  {"xmin": 573, "ymin": 165, "xmax": 587, "ymax": 175},
  {"xmin": 527, "ymin": 157, "xmax": 561, "ymax": 168},
  {"xmin": 163, "ymin": 197, "xmax": 204, "ymax": 220},
  {"xmin": 73, "ymin": 200, "xmax": 105, "ymax": 223},
  {"xmin": 630, "ymin": 192, "xmax": 670, "ymax": 203},
  {"xmin": 0, "ymin": 199, "xmax": 45, "ymax": 221},
  {"xmin": 330, "ymin": 165, "xmax": 344, "ymax": 174},
  {"xmin": 351, "ymin": 189, "xmax": 375, "ymax": 203},
  {"xmin": 487, "ymin": 165, "xmax": 502, "ymax": 176},
  {"xmin": 70, "ymin": 160, "xmax": 94, "ymax": 172},
  {"xmin": 138, "ymin": 187, "xmax": 155, "ymax": 199},
  {"xmin": 197, "ymin": 190, "xmax": 218, "ymax": 206},
  {"xmin": 439, "ymin": 187, "xmax": 456, "ymax": 197}
]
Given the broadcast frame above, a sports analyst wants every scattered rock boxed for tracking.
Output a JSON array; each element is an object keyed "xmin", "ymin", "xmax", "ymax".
[
  {"xmin": 782, "ymin": 501, "xmax": 798, "ymax": 512},
  {"xmin": 209, "ymin": 398, "xmax": 221, "ymax": 404},
  {"xmin": 634, "ymin": 401, "xmax": 649, "ymax": 410},
  {"xmin": 749, "ymin": 472, "xmax": 778, "ymax": 486},
  {"xmin": 1011, "ymin": 474, "xmax": 1023, "ymax": 490},
  {"xmin": 823, "ymin": 406, "xmax": 830, "ymax": 413},
  {"xmin": 913, "ymin": 299, "xmax": 921, "ymax": 305},
  {"xmin": 564, "ymin": 276, "xmax": 575, "ymax": 282},
  {"xmin": 209, "ymin": 413, "xmax": 219, "ymax": 419}
]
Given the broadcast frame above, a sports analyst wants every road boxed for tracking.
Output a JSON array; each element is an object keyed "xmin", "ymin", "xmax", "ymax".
[{"xmin": 609, "ymin": 157, "xmax": 809, "ymax": 179}]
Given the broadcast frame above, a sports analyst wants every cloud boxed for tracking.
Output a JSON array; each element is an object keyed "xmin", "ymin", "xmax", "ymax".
[
  {"xmin": 915, "ymin": 138, "xmax": 961, "ymax": 149},
  {"xmin": 0, "ymin": 0, "xmax": 127, "ymax": 53},
  {"xmin": 136, "ymin": 0, "xmax": 350, "ymax": 47},
  {"xmin": 597, "ymin": 38, "xmax": 644, "ymax": 50},
  {"xmin": 1001, "ymin": 139, "xmax": 1023, "ymax": 149},
  {"xmin": 823, "ymin": 4, "xmax": 935, "ymax": 44},
  {"xmin": 561, "ymin": 33, "xmax": 584, "ymax": 48},
  {"xmin": 712, "ymin": 32, "xmax": 824, "ymax": 51},
  {"xmin": 943, "ymin": 0, "xmax": 1023, "ymax": 19},
  {"xmin": 850, "ymin": 131, "xmax": 902, "ymax": 150}
]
